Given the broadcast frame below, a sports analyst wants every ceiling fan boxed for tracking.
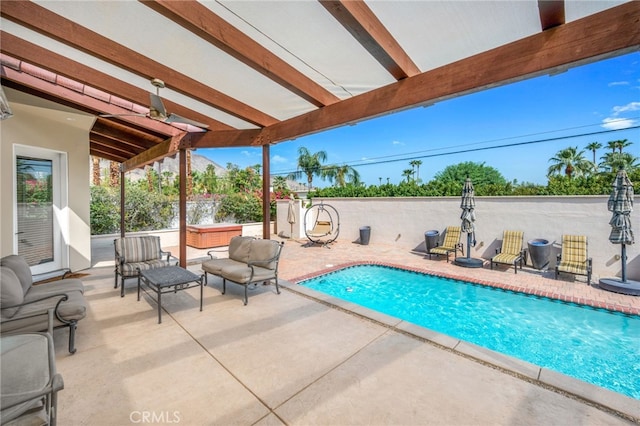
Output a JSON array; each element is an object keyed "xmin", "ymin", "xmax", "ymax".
[{"xmin": 101, "ymin": 78, "xmax": 209, "ymax": 130}]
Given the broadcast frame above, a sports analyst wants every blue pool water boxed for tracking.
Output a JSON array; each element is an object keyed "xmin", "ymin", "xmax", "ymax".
[{"xmin": 300, "ymin": 265, "xmax": 640, "ymax": 399}]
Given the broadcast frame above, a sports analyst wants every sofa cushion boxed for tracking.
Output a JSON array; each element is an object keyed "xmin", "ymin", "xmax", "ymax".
[
  {"xmin": 202, "ymin": 258, "xmax": 241, "ymax": 276},
  {"xmin": 1, "ymin": 267, "xmax": 24, "ymax": 319},
  {"xmin": 221, "ymin": 264, "xmax": 275, "ymax": 285},
  {"xmin": 24, "ymin": 278, "xmax": 85, "ymax": 302},
  {"xmin": 115, "ymin": 236, "xmax": 162, "ymax": 263},
  {"xmin": 0, "ymin": 291, "xmax": 87, "ymax": 334},
  {"xmin": 249, "ymin": 240, "xmax": 280, "ymax": 270},
  {"xmin": 119, "ymin": 259, "xmax": 172, "ymax": 277},
  {"xmin": 228, "ymin": 236, "xmax": 252, "ymax": 264},
  {"xmin": 1, "ymin": 255, "xmax": 33, "ymax": 296}
]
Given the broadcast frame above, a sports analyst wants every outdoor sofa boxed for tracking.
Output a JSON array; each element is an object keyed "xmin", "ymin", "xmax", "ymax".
[
  {"xmin": 201, "ymin": 236, "xmax": 284, "ymax": 305},
  {"xmin": 0, "ymin": 255, "xmax": 86, "ymax": 354}
]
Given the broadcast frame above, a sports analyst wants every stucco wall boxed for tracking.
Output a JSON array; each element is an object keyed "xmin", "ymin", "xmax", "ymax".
[
  {"xmin": 1, "ymin": 101, "xmax": 94, "ymax": 271},
  {"xmin": 277, "ymin": 197, "xmax": 640, "ymax": 281}
]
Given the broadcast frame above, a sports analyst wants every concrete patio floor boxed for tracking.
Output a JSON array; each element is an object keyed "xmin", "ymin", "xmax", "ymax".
[{"xmin": 51, "ymin": 236, "xmax": 640, "ymax": 425}]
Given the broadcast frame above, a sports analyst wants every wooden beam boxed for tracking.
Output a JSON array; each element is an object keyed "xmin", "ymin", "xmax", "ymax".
[
  {"xmin": 262, "ymin": 144, "xmax": 271, "ymax": 240},
  {"xmin": 538, "ymin": 0, "xmax": 565, "ymax": 30},
  {"xmin": 141, "ymin": 0, "xmax": 339, "ymax": 108},
  {"xmin": 0, "ymin": 1, "xmax": 277, "ymax": 127},
  {"xmin": 0, "ymin": 32, "xmax": 231, "ymax": 132},
  {"xmin": 0, "ymin": 60, "xmax": 183, "ymax": 136},
  {"xmin": 189, "ymin": 129, "xmax": 264, "ymax": 149},
  {"xmin": 244, "ymin": 1, "xmax": 640, "ymax": 146},
  {"xmin": 321, "ymin": 0, "xmax": 421, "ymax": 79},
  {"xmin": 121, "ymin": 133, "xmax": 196, "ymax": 172},
  {"xmin": 179, "ymin": 148, "xmax": 187, "ymax": 267}
]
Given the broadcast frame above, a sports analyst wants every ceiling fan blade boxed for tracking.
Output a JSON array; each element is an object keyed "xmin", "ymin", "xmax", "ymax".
[
  {"xmin": 99, "ymin": 113, "xmax": 146, "ymax": 118},
  {"xmin": 165, "ymin": 113, "xmax": 209, "ymax": 129},
  {"xmin": 149, "ymin": 92, "xmax": 168, "ymax": 120}
]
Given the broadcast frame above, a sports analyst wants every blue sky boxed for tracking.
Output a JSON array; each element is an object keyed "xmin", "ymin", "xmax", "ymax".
[{"xmin": 199, "ymin": 51, "xmax": 639, "ymax": 187}]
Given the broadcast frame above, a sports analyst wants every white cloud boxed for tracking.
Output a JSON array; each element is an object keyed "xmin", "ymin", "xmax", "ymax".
[
  {"xmin": 611, "ymin": 101, "xmax": 640, "ymax": 116},
  {"xmin": 600, "ymin": 102, "xmax": 640, "ymax": 130},
  {"xmin": 271, "ymin": 155, "xmax": 287, "ymax": 163},
  {"xmin": 601, "ymin": 117, "xmax": 637, "ymax": 130},
  {"xmin": 392, "ymin": 140, "xmax": 405, "ymax": 146},
  {"xmin": 608, "ymin": 81, "xmax": 629, "ymax": 87}
]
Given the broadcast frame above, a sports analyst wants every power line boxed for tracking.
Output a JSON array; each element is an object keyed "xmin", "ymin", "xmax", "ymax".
[{"xmin": 271, "ymin": 125, "xmax": 639, "ymax": 176}]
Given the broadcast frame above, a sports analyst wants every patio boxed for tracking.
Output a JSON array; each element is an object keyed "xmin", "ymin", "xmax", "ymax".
[{"xmin": 48, "ymin": 236, "xmax": 639, "ymax": 425}]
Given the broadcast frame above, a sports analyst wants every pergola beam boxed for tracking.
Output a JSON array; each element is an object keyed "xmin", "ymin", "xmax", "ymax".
[
  {"xmin": 320, "ymin": 0, "xmax": 421, "ymax": 79},
  {"xmin": 121, "ymin": 133, "xmax": 202, "ymax": 172},
  {"xmin": 0, "ymin": 0, "xmax": 277, "ymax": 127},
  {"xmin": 141, "ymin": 0, "xmax": 339, "ymax": 108},
  {"xmin": 226, "ymin": 1, "xmax": 640, "ymax": 147}
]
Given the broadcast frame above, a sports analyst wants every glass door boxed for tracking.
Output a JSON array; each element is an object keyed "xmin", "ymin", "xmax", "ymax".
[{"xmin": 14, "ymin": 146, "xmax": 65, "ymax": 274}]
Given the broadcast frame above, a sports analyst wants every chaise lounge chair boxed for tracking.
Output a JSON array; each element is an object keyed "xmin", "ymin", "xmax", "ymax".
[
  {"xmin": 428, "ymin": 226, "xmax": 463, "ymax": 263},
  {"xmin": 491, "ymin": 230, "xmax": 524, "ymax": 274},
  {"xmin": 555, "ymin": 234, "xmax": 592, "ymax": 284}
]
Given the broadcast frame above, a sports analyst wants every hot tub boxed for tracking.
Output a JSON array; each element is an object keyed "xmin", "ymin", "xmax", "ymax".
[{"xmin": 186, "ymin": 224, "xmax": 242, "ymax": 249}]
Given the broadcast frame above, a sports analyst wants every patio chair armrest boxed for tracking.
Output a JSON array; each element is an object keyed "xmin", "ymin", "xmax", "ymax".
[
  {"xmin": 2, "ymin": 294, "xmax": 71, "ymax": 326},
  {"xmin": 160, "ymin": 250, "xmax": 172, "ymax": 262},
  {"xmin": 207, "ymin": 247, "xmax": 228, "ymax": 259}
]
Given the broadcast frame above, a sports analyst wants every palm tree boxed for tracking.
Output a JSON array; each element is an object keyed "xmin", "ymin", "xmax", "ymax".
[
  {"xmin": 547, "ymin": 147, "xmax": 594, "ymax": 178},
  {"xmin": 584, "ymin": 142, "xmax": 601, "ymax": 164},
  {"xmin": 92, "ymin": 156, "xmax": 101, "ymax": 186},
  {"xmin": 409, "ymin": 160, "xmax": 423, "ymax": 182},
  {"xmin": 324, "ymin": 164, "xmax": 360, "ymax": 187},
  {"xmin": 606, "ymin": 140, "xmax": 618, "ymax": 153},
  {"xmin": 287, "ymin": 147, "xmax": 327, "ymax": 189},
  {"xmin": 272, "ymin": 175, "xmax": 288, "ymax": 191},
  {"xmin": 615, "ymin": 139, "xmax": 632, "ymax": 153},
  {"xmin": 402, "ymin": 168, "xmax": 414, "ymax": 183},
  {"xmin": 599, "ymin": 152, "xmax": 639, "ymax": 173}
]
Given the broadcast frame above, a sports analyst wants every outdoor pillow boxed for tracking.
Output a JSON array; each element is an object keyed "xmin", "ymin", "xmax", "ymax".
[
  {"xmin": 0, "ymin": 255, "xmax": 33, "ymax": 296},
  {"xmin": 1, "ymin": 266, "xmax": 24, "ymax": 318}
]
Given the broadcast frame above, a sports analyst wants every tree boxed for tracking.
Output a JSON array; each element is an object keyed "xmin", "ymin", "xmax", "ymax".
[
  {"xmin": 547, "ymin": 147, "xmax": 594, "ymax": 178},
  {"xmin": 432, "ymin": 161, "xmax": 507, "ymax": 187},
  {"xmin": 614, "ymin": 139, "xmax": 632, "ymax": 153},
  {"xmin": 585, "ymin": 142, "xmax": 602, "ymax": 165},
  {"xmin": 409, "ymin": 160, "xmax": 423, "ymax": 182},
  {"xmin": 272, "ymin": 176, "xmax": 288, "ymax": 192},
  {"xmin": 599, "ymin": 152, "xmax": 639, "ymax": 173},
  {"xmin": 92, "ymin": 156, "xmax": 101, "ymax": 186},
  {"xmin": 324, "ymin": 164, "xmax": 361, "ymax": 187},
  {"xmin": 402, "ymin": 169, "xmax": 414, "ymax": 183},
  {"xmin": 288, "ymin": 147, "xmax": 327, "ymax": 189},
  {"xmin": 109, "ymin": 161, "xmax": 120, "ymax": 187},
  {"xmin": 606, "ymin": 140, "xmax": 618, "ymax": 153}
]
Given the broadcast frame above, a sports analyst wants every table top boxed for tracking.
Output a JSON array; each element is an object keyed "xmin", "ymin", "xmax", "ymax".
[{"xmin": 140, "ymin": 266, "xmax": 201, "ymax": 287}]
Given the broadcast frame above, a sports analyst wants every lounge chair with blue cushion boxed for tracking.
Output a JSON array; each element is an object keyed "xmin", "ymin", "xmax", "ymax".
[
  {"xmin": 555, "ymin": 235, "xmax": 592, "ymax": 284},
  {"xmin": 491, "ymin": 230, "xmax": 524, "ymax": 273},
  {"xmin": 428, "ymin": 226, "xmax": 463, "ymax": 263}
]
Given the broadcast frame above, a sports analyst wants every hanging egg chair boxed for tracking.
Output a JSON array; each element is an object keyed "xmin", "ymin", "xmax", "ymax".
[{"xmin": 304, "ymin": 202, "xmax": 340, "ymax": 247}]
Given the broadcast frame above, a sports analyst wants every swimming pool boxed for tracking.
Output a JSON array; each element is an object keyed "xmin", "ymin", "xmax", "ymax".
[{"xmin": 299, "ymin": 264, "xmax": 640, "ymax": 400}]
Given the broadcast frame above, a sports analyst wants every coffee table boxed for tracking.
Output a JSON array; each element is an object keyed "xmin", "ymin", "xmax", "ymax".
[{"xmin": 138, "ymin": 266, "xmax": 204, "ymax": 323}]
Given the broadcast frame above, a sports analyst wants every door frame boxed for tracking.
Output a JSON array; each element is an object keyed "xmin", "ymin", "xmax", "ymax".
[{"xmin": 13, "ymin": 144, "xmax": 69, "ymax": 275}]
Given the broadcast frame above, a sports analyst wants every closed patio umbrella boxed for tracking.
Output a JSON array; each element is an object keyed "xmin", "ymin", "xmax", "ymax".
[
  {"xmin": 287, "ymin": 199, "xmax": 296, "ymax": 239},
  {"xmin": 607, "ymin": 169, "xmax": 634, "ymax": 281},
  {"xmin": 455, "ymin": 177, "xmax": 482, "ymax": 268},
  {"xmin": 599, "ymin": 168, "xmax": 639, "ymax": 295}
]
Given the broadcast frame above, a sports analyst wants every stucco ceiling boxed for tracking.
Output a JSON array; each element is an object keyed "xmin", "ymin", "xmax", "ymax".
[{"xmin": 1, "ymin": 1, "xmax": 638, "ymax": 169}]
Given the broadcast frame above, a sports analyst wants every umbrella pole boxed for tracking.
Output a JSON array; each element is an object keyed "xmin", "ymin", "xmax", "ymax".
[
  {"xmin": 621, "ymin": 244, "xmax": 627, "ymax": 282},
  {"xmin": 467, "ymin": 233, "xmax": 472, "ymax": 259}
]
